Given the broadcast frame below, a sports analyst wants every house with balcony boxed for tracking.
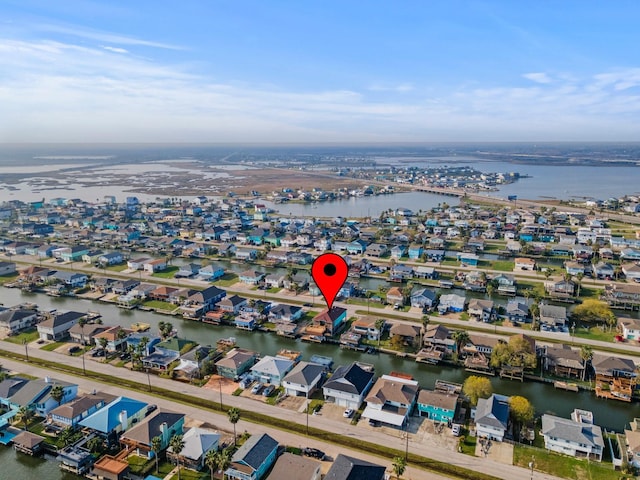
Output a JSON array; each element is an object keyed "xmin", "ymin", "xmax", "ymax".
[
  {"xmin": 198, "ymin": 263, "xmax": 225, "ymax": 281},
  {"xmin": 619, "ymin": 317, "xmax": 640, "ymax": 342},
  {"xmin": 215, "ymin": 348, "xmax": 258, "ymax": 379},
  {"xmin": 475, "ymin": 394, "xmax": 510, "ymax": 441},
  {"xmin": 351, "ymin": 316, "xmax": 382, "ymax": 341},
  {"xmin": 37, "ymin": 311, "xmax": 85, "ymax": 341},
  {"xmin": 225, "ymin": 433, "xmax": 279, "ymax": 480},
  {"xmin": 250, "ymin": 355, "xmax": 294, "ymax": 386},
  {"xmin": 180, "ymin": 285, "xmax": 226, "ymax": 318},
  {"xmin": 604, "ymin": 283, "xmax": 640, "ymax": 309},
  {"xmin": 410, "ymin": 288, "xmax": 437, "ymax": 310},
  {"xmin": 282, "ymin": 361, "xmax": 325, "ymax": 397},
  {"xmin": 310, "ymin": 307, "xmax": 347, "ymax": 337},
  {"xmin": 539, "ymin": 304, "xmax": 568, "ymax": 327},
  {"xmin": 79, "ymin": 396, "xmax": 148, "ymax": 439},
  {"xmin": 543, "ymin": 345, "xmax": 585, "ymax": 379},
  {"xmin": 170, "ymin": 427, "xmax": 220, "ymax": 471},
  {"xmin": 437, "ymin": 293, "xmax": 466, "ymax": 314},
  {"xmin": 218, "ymin": 295, "xmax": 248, "ymax": 314},
  {"xmin": 0, "ymin": 308, "xmax": 38, "ymax": 336},
  {"xmin": 322, "ymin": 362, "xmax": 375, "ymax": 410},
  {"xmin": 48, "ymin": 392, "xmax": 116, "ymax": 428},
  {"xmin": 362, "ymin": 374, "xmax": 419, "ymax": 427},
  {"xmin": 468, "ymin": 299, "xmax": 494, "ymax": 322},
  {"xmin": 541, "ymin": 410, "xmax": 604, "ymax": 461},
  {"xmin": 545, "ymin": 280, "xmax": 576, "ymax": 300},
  {"xmin": 239, "ymin": 270, "xmax": 265, "ymax": 285},
  {"xmin": 417, "ymin": 389, "xmax": 459, "ymax": 423},
  {"xmin": 120, "ymin": 409, "xmax": 185, "ymax": 457}
]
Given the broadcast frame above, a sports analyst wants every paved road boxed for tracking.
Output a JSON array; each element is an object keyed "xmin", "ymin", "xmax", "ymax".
[{"xmin": 0, "ymin": 341, "xmax": 564, "ymax": 480}]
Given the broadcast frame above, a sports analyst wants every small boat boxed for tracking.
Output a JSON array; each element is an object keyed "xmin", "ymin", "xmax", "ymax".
[
  {"xmin": 217, "ymin": 337, "xmax": 237, "ymax": 349},
  {"xmin": 131, "ymin": 322, "xmax": 151, "ymax": 332}
]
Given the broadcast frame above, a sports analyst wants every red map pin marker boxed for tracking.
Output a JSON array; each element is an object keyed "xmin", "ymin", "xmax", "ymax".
[{"xmin": 311, "ymin": 253, "xmax": 349, "ymax": 310}]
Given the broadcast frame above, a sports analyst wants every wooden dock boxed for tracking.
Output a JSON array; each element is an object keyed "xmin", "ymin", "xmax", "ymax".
[{"xmin": 554, "ymin": 380, "xmax": 579, "ymax": 392}]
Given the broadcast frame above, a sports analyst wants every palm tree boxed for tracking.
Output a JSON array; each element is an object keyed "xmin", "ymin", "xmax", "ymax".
[
  {"xmin": 392, "ymin": 455, "xmax": 407, "ymax": 479},
  {"xmin": 78, "ymin": 317, "xmax": 87, "ymax": 345},
  {"xmin": 86, "ymin": 436, "xmax": 103, "ymax": 454},
  {"xmin": 375, "ymin": 318, "xmax": 385, "ymax": 349},
  {"xmin": 227, "ymin": 407, "xmax": 240, "ymax": 446},
  {"xmin": 16, "ymin": 406, "xmax": 33, "ymax": 430},
  {"xmin": 158, "ymin": 321, "xmax": 166, "ymax": 337},
  {"xmin": 580, "ymin": 345, "xmax": 593, "ymax": 381},
  {"xmin": 151, "ymin": 435, "xmax": 162, "ymax": 473},
  {"xmin": 575, "ymin": 272, "xmax": 584, "ymax": 297},
  {"xmin": 451, "ymin": 330, "xmax": 470, "ymax": 357},
  {"xmin": 169, "ymin": 434, "xmax": 185, "ymax": 480},
  {"xmin": 98, "ymin": 337, "xmax": 109, "ymax": 361},
  {"xmin": 50, "ymin": 384, "xmax": 65, "ymax": 406},
  {"xmin": 59, "ymin": 426, "xmax": 75, "ymax": 446},
  {"xmin": 116, "ymin": 328, "xmax": 128, "ymax": 350},
  {"xmin": 204, "ymin": 449, "xmax": 217, "ymax": 480},
  {"xmin": 216, "ymin": 448, "xmax": 232, "ymax": 479}
]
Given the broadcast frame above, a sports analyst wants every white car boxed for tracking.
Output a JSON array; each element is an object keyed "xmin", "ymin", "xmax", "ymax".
[
  {"xmin": 451, "ymin": 424, "xmax": 461, "ymax": 436},
  {"xmin": 343, "ymin": 408, "xmax": 354, "ymax": 418}
]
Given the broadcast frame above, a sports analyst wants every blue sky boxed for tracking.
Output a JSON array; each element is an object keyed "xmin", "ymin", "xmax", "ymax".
[{"xmin": 2, "ymin": 0, "xmax": 640, "ymax": 142}]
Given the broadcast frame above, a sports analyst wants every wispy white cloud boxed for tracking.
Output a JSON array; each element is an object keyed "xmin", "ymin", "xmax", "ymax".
[
  {"xmin": 1, "ymin": 36, "xmax": 639, "ymax": 142},
  {"xmin": 102, "ymin": 45, "xmax": 128, "ymax": 54},
  {"xmin": 523, "ymin": 72, "xmax": 552, "ymax": 84}
]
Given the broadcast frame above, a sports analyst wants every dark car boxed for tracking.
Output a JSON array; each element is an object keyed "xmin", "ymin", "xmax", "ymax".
[
  {"xmin": 368, "ymin": 419, "xmax": 381, "ymax": 427},
  {"xmin": 119, "ymin": 352, "xmax": 131, "ymax": 360},
  {"xmin": 68, "ymin": 345, "xmax": 81, "ymax": 355},
  {"xmin": 303, "ymin": 448, "xmax": 325, "ymax": 460}
]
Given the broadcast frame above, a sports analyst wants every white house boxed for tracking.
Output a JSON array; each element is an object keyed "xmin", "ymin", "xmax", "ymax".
[
  {"xmin": 322, "ymin": 363, "xmax": 375, "ymax": 410},
  {"xmin": 475, "ymin": 394, "xmax": 510, "ymax": 441},
  {"xmin": 541, "ymin": 410, "xmax": 604, "ymax": 461},
  {"xmin": 0, "ymin": 308, "xmax": 38, "ymax": 335},
  {"xmin": 37, "ymin": 311, "xmax": 85, "ymax": 341},
  {"xmin": 250, "ymin": 356, "xmax": 294, "ymax": 386},
  {"xmin": 282, "ymin": 362, "xmax": 325, "ymax": 397},
  {"xmin": 362, "ymin": 374, "xmax": 419, "ymax": 427},
  {"xmin": 619, "ymin": 317, "xmax": 640, "ymax": 342}
]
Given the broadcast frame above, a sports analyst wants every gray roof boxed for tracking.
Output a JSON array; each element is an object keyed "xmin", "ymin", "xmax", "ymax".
[
  {"xmin": 324, "ymin": 454, "xmax": 386, "ymax": 480},
  {"xmin": 541, "ymin": 414, "xmax": 604, "ymax": 449},
  {"xmin": 591, "ymin": 355, "xmax": 636, "ymax": 376},
  {"xmin": 251, "ymin": 356, "xmax": 294, "ymax": 377},
  {"xmin": 39, "ymin": 311, "xmax": 85, "ymax": 329},
  {"xmin": 177, "ymin": 427, "xmax": 220, "ymax": 461},
  {"xmin": 231, "ymin": 433, "xmax": 278, "ymax": 470},
  {"xmin": 122, "ymin": 409, "xmax": 184, "ymax": 445},
  {"xmin": 0, "ymin": 377, "xmax": 28, "ymax": 400},
  {"xmin": 475, "ymin": 394, "xmax": 509, "ymax": 430},
  {"xmin": 323, "ymin": 363, "xmax": 374, "ymax": 395},
  {"xmin": 545, "ymin": 346, "xmax": 584, "ymax": 370},
  {"xmin": 540, "ymin": 304, "xmax": 567, "ymax": 319},
  {"xmin": 0, "ymin": 309, "xmax": 36, "ymax": 326},
  {"xmin": 266, "ymin": 452, "xmax": 321, "ymax": 480},
  {"xmin": 282, "ymin": 362, "xmax": 324, "ymax": 386},
  {"xmin": 417, "ymin": 390, "xmax": 459, "ymax": 411}
]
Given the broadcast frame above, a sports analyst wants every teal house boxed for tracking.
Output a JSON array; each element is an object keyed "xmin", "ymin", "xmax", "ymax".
[
  {"xmin": 417, "ymin": 390, "xmax": 458, "ymax": 424},
  {"xmin": 225, "ymin": 433, "xmax": 278, "ymax": 480}
]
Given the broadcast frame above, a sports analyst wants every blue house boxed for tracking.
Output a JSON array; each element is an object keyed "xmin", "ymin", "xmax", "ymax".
[
  {"xmin": 250, "ymin": 356, "xmax": 294, "ymax": 386},
  {"xmin": 346, "ymin": 239, "xmax": 368, "ymax": 255},
  {"xmin": 198, "ymin": 263, "xmax": 225, "ymax": 281},
  {"xmin": 235, "ymin": 315, "xmax": 257, "ymax": 331},
  {"xmin": 126, "ymin": 334, "xmax": 161, "ymax": 356},
  {"xmin": 417, "ymin": 390, "xmax": 459, "ymax": 423},
  {"xmin": 225, "ymin": 433, "xmax": 279, "ymax": 480},
  {"xmin": 457, "ymin": 253, "xmax": 479, "ymax": 267},
  {"xmin": 408, "ymin": 244, "xmax": 424, "ymax": 260},
  {"xmin": 79, "ymin": 396, "xmax": 148, "ymax": 438}
]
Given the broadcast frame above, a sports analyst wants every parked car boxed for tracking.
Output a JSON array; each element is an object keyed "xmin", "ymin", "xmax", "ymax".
[
  {"xmin": 303, "ymin": 448, "xmax": 325, "ymax": 460},
  {"xmin": 262, "ymin": 385, "xmax": 275, "ymax": 397},
  {"xmin": 368, "ymin": 419, "xmax": 381, "ymax": 427},
  {"xmin": 343, "ymin": 408, "xmax": 354, "ymax": 418},
  {"xmin": 251, "ymin": 382, "xmax": 264, "ymax": 395},
  {"xmin": 239, "ymin": 378, "xmax": 253, "ymax": 389},
  {"xmin": 68, "ymin": 345, "xmax": 81, "ymax": 355},
  {"xmin": 451, "ymin": 424, "xmax": 461, "ymax": 436}
]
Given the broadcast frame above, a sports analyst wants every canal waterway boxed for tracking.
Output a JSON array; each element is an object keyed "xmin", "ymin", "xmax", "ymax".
[{"xmin": 1, "ymin": 288, "xmax": 639, "ymax": 433}]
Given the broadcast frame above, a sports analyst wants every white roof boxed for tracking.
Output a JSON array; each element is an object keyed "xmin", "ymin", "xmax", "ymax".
[{"xmin": 178, "ymin": 427, "xmax": 220, "ymax": 460}]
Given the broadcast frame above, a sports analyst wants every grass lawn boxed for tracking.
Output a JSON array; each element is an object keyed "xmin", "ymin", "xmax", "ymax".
[
  {"xmin": 128, "ymin": 455, "xmax": 155, "ymax": 475},
  {"xmin": 347, "ymin": 298, "xmax": 386, "ymax": 308},
  {"xmin": 157, "ymin": 461, "xmax": 176, "ymax": 476},
  {"xmin": 574, "ymin": 326, "xmax": 615, "ymax": 343},
  {"xmin": 105, "ymin": 264, "xmax": 128, "ymax": 272},
  {"xmin": 40, "ymin": 341, "xmax": 67, "ymax": 351},
  {"xmin": 266, "ymin": 287, "xmax": 281, "ymax": 293},
  {"xmin": 168, "ymin": 467, "xmax": 208, "ymax": 480},
  {"xmin": 514, "ymin": 444, "xmax": 615, "ymax": 480},
  {"xmin": 152, "ymin": 266, "xmax": 180, "ymax": 278},
  {"xmin": 577, "ymin": 286, "xmax": 601, "ymax": 300},
  {"xmin": 214, "ymin": 273, "xmax": 239, "ymax": 287},
  {"xmin": 142, "ymin": 299, "xmax": 177, "ymax": 310},
  {"xmin": 3, "ymin": 328, "xmax": 39, "ymax": 345},
  {"xmin": 490, "ymin": 260, "xmax": 515, "ymax": 271},
  {"xmin": 0, "ymin": 273, "xmax": 19, "ymax": 285},
  {"xmin": 460, "ymin": 434, "xmax": 477, "ymax": 456}
]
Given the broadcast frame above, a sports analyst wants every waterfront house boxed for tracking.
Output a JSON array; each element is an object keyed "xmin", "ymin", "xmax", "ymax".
[
  {"xmin": 79, "ymin": 396, "xmax": 148, "ymax": 439},
  {"xmin": 457, "ymin": 252, "xmax": 479, "ymax": 266},
  {"xmin": 422, "ymin": 324, "xmax": 455, "ymax": 353},
  {"xmin": 239, "ymin": 270, "xmax": 265, "ymax": 285},
  {"xmin": 82, "ymin": 250, "xmax": 104, "ymax": 264},
  {"xmin": 506, "ymin": 299, "xmax": 529, "ymax": 323},
  {"xmin": 324, "ymin": 454, "xmax": 386, "ymax": 480},
  {"xmin": 365, "ymin": 243, "xmax": 388, "ymax": 257},
  {"xmin": 468, "ymin": 299, "xmax": 494, "ymax": 323},
  {"xmin": 408, "ymin": 244, "xmax": 424, "ymax": 260},
  {"xmin": 282, "ymin": 361, "xmax": 325, "ymax": 397},
  {"xmin": 235, "ymin": 247, "xmax": 257, "ymax": 260},
  {"xmin": 437, "ymin": 293, "xmax": 466, "ymax": 314},
  {"xmin": 389, "ymin": 323, "xmax": 421, "ymax": 348},
  {"xmin": 37, "ymin": 311, "xmax": 85, "ymax": 341},
  {"xmin": 250, "ymin": 355, "xmax": 294, "ymax": 386},
  {"xmin": 148, "ymin": 285, "xmax": 180, "ymax": 302},
  {"xmin": 410, "ymin": 288, "xmax": 437, "ymax": 309},
  {"xmin": 463, "ymin": 334, "xmax": 502, "ymax": 356},
  {"xmin": 112, "ymin": 279, "xmax": 139, "ymax": 295},
  {"xmin": 176, "ymin": 263, "xmax": 200, "ymax": 278},
  {"xmin": 592, "ymin": 355, "xmax": 637, "ymax": 401},
  {"xmin": 390, "ymin": 245, "xmax": 406, "ymax": 259},
  {"xmin": 180, "ymin": 285, "xmax": 226, "ymax": 318},
  {"xmin": 514, "ymin": 257, "xmax": 536, "ymax": 271},
  {"xmin": 362, "ymin": 374, "xmax": 419, "ymax": 427},
  {"xmin": 51, "ymin": 270, "xmax": 88, "ymax": 288},
  {"xmin": 417, "ymin": 389, "xmax": 459, "ymax": 423},
  {"xmin": 625, "ymin": 419, "xmax": 640, "ymax": 468},
  {"xmin": 198, "ymin": 263, "xmax": 225, "ymax": 281},
  {"xmin": 127, "ymin": 257, "xmax": 150, "ymax": 270},
  {"xmin": 8, "ymin": 377, "xmax": 77, "ymax": 416},
  {"xmin": 59, "ymin": 246, "xmax": 89, "ymax": 262},
  {"xmin": 604, "ymin": 283, "xmax": 640, "ymax": 309},
  {"xmin": 0, "ymin": 308, "xmax": 38, "ymax": 336},
  {"xmin": 218, "ymin": 295, "xmax": 248, "ymax": 314},
  {"xmin": 0, "ymin": 261, "xmax": 16, "ymax": 276},
  {"xmin": 269, "ymin": 304, "xmax": 303, "ymax": 323},
  {"xmin": 266, "ymin": 452, "xmax": 321, "ymax": 480},
  {"xmin": 544, "ymin": 280, "xmax": 576, "ymax": 299},
  {"xmin": 69, "ymin": 322, "xmax": 110, "ymax": 346},
  {"xmin": 386, "ymin": 286, "xmax": 405, "ymax": 306},
  {"xmin": 92, "ymin": 326, "xmax": 131, "ymax": 352},
  {"xmin": 126, "ymin": 333, "xmax": 161, "ymax": 356},
  {"xmin": 493, "ymin": 273, "xmax": 517, "ymax": 295},
  {"xmin": 539, "ymin": 304, "xmax": 568, "ymax": 327},
  {"xmin": 619, "ymin": 317, "xmax": 640, "ymax": 341},
  {"xmin": 543, "ymin": 345, "xmax": 585, "ymax": 379},
  {"xmin": 621, "ymin": 263, "xmax": 640, "ymax": 282},
  {"xmin": 389, "ymin": 264, "xmax": 413, "ymax": 282},
  {"xmin": 475, "ymin": 394, "xmax": 510, "ymax": 442},
  {"xmin": 171, "ymin": 427, "xmax": 220, "ymax": 470},
  {"xmin": 351, "ymin": 316, "xmax": 382, "ymax": 341},
  {"xmin": 311, "ymin": 307, "xmax": 347, "ymax": 336},
  {"xmin": 215, "ymin": 348, "xmax": 258, "ymax": 379},
  {"xmin": 120, "ymin": 408, "xmax": 185, "ymax": 457},
  {"xmin": 48, "ymin": 392, "xmax": 115, "ymax": 428},
  {"xmin": 225, "ymin": 433, "xmax": 278, "ymax": 480},
  {"xmin": 97, "ymin": 252, "xmax": 124, "ymax": 266},
  {"xmin": 541, "ymin": 411, "xmax": 604, "ymax": 461},
  {"xmin": 322, "ymin": 362, "xmax": 375, "ymax": 410},
  {"xmin": 592, "ymin": 261, "xmax": 615, "ymax": 280}
]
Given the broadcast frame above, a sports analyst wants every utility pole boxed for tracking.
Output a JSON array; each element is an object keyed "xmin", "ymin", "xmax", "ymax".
[
  {"xmin": 23, "ymin": 339, "xmax": 29, "ymax": 362},
  {"xmin": 219, "ymin": 377, "xmax": 223, "ymax": 410},
  {"xmin": 529, "ymin": 456, "xmax": 535, "ymax": 480}
]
